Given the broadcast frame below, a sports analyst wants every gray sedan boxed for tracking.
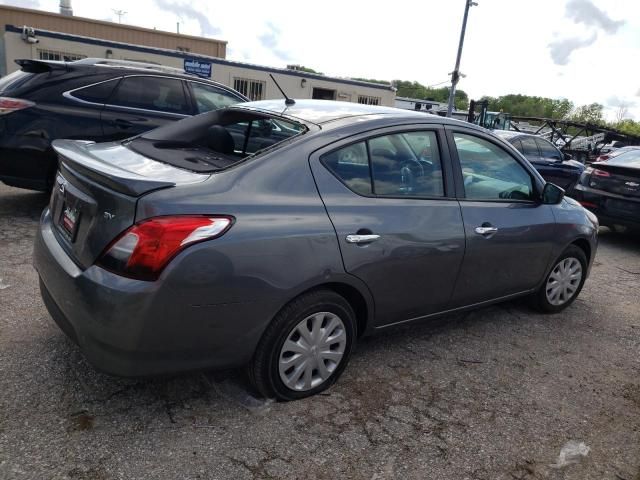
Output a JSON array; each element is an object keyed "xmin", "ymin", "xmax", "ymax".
[{"xmin": 33, "ymin": 100, "xmax": 598, "ymax": 400}]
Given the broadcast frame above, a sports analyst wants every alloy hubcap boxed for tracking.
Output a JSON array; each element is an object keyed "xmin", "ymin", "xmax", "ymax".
[
  {"xmin": 279, "ymin": 312, "xmax": 347, "ymax": 392},
  {"xmin": 546, "ymin": 257, "xmax": 583, "ymax": 306}
]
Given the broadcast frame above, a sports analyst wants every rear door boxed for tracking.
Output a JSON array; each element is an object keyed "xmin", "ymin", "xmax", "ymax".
[
  {"xmin": 446, "ymin": 127, "xmax": 555, "ymax": 307},
  {"xmin": 310, "ymin": 125, "xmax": 466, "ymax": 327},
  {"xmin": 100, "ymin": 75, "xmax": 190, "ymax": 141}
]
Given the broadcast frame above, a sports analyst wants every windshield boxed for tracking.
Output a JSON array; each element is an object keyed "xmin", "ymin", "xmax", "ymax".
[{"xmin": 128, "ymin": 108, "xmax": 307, "ymax": 173}]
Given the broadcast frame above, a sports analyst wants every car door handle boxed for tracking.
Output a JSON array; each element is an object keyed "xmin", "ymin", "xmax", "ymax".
[
  {"xmin": 474, "ymin": 226, "xmax": 498, "ymax": 236},
  {"xmin": 346, "ymin": 234, "xmax": 380, "ymax": 244},
  {"xmin": 113, "ymin": 118, "xmax": 134, "ymax": 129}
]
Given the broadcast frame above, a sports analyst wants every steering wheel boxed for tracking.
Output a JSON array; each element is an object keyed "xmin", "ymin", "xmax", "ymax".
[{"xmin": 398, "ymin": 159, "xmax": 425, "ymax": 191}]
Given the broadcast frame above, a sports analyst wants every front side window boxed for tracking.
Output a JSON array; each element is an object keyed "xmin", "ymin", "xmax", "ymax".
[
  {"xmin": 191, "ymin": 82, "xmax": 243, "ymax": 113},
  {"xmin": 453, "ymin": 133, "xmax": 534, "ymax": 201},
  {"xmin": 535, "ymin": 138, "xmax": 562, "ymax": 160},
  {"xmin": 520, "ymin": 137, "xmax": 540, "ymax": 157},
  {"xmin": 110, "ymin": 76, "xmax": 189, "ymax": 114},
  {"xmin": 321, "ymin": 130, "xmax": 445, "ymax": 198}
]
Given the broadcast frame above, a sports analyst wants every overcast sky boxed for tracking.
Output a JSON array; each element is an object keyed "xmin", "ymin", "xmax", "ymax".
[{"xmin": 6, "ymin": 0, "xmax": 640, "ymax": 120}]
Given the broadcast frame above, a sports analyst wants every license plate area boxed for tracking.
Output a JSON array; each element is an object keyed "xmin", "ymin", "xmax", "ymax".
[
  {"xmin": 54, "ymin": 174, "xmax": 84, "ymax": 243},
  {"xmin": 59, "ymin": 202, "xmax": 81, "ymax": 241}
]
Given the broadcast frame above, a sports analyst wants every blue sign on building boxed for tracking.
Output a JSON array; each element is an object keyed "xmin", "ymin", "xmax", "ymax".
[{"xmin": 183, "ymin": 58, "xmax": 212, "ymax": 78}]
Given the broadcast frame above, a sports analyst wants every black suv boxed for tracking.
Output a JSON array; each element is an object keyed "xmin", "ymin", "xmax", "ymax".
[{"xmin": 0, "ymin": 58, "xmax": 247, "ymax": 191}]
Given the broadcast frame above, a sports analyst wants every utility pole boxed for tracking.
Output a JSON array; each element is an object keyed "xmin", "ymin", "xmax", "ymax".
[
  {"xmin": 447, "ymin": 0, "xmax": 477, "ymax": 117},
  {"xmin": 112, "ymin": 9, "xmax": 127, "ymax": 24}
]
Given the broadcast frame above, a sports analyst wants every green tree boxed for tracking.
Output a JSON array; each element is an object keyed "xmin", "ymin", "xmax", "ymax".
[
  {"xmin": 351, "ymin": 77, "xmax": 392, "ymax": 85},
  {"xmin": 570, "ymin": 103, "xmax": 605, "ymax": 125},
  {"xmin": 614, "ymin": 119, "xmax": 640, "ymax": 137}
]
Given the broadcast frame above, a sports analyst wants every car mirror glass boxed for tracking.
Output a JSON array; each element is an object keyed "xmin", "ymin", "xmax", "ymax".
[{"xmin": 542, "ymin": 182, "xmax": 565, "ymax": 204}]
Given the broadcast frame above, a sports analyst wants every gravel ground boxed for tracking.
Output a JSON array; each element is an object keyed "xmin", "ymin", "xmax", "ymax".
[{"xmin": 0, "ymin": 182, "xmax": 639, "ymax": 480}]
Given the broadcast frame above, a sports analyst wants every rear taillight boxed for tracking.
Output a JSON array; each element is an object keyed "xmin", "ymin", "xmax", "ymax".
[
  {"xmin": 592, "ymin": 168, "xmax": 611, "ymax": 177},
  {"xmin": 579, "ymin": 201, "xmax": 597, "ymax": 209},
  {"xmin": 98, "ymin": 215, "xmax": 233, "ymax": 281},
  {"xmin": 0, "ymin": 97, "xmax": 35, "ymax": 115}
]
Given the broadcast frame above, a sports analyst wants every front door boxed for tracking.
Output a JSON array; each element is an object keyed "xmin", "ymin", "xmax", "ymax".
[
  {"xmin": 310, "ymin": 126, "xmax": 466, "ymax": 327},
  {"xmin": 446, "ymin": 128, "xmax": 555, "ymax": 307}
]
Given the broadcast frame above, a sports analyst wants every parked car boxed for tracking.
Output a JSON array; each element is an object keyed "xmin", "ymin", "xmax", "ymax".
[
  {"xmin": 494, "ymin": 131, "xmax": 585, "ymax": 192},
  {"xmin": 33, "ymin": 100, "xmax": 598, "ymax": 400},
  {"xmin": 593, "ymin": 145, "xmax": 640, "ymax": 163},
  {"xmin": 0, "ymin": 58, "xmax": 247, "ymax": 191},
  {"xmin": 573, "ymin": 149, "xmax": 640, "ymax": 232}
]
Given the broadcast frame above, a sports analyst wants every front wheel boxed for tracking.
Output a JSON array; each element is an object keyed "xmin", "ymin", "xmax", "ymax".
[
  {"xmin": 531, "ymin": 245, "xmax": 588, "ymax": 313},
  {"xmin": 248, "ymin": 290, "xmax": 356, "ymax": 401}
]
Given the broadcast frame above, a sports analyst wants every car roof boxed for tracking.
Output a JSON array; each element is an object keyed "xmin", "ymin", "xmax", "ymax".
[
  {"xmin": 235, "ymin": 99, "xmax": 477, "ymax": 127},
  {"xmin": 493, "ymin": 130, "xmax": 528, "ymax": 140}
]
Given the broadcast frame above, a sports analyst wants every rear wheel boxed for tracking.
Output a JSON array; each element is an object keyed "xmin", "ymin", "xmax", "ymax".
[
  {"xmin": 248, "ymin": 290, "xmax": 356, "ymax": 400},
  {"xmin": 532, "ymin": 245, "xmax": 587, "ymax": 313}
]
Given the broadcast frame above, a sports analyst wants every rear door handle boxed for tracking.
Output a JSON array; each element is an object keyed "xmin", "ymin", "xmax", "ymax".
[
  {"xmin": 346, "ymin": 234, "xmax": 380, "ymax": 244},
  {"xmin": 474, "ymin": 226, "xmax": 498, "ymax": 236}
]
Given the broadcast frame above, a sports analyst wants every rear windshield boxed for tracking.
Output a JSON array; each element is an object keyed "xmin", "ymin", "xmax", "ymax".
[
  {"xmin": 127, "ymin": 108, "xmax": 307, "ymax": 173},
  {"xmin": 0, "ymin": 70, "xmax": 35, "ymax": 94}
]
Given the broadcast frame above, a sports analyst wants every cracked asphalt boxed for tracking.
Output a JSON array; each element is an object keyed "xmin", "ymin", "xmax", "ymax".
[{"xmin": 0, "ymin": 182, "xmax": 639, "ymax": 480}]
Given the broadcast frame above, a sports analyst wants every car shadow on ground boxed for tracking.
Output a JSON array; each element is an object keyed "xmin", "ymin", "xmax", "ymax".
[
  {"xmin": 0, "ymin": 187, "xmax": 49, "ymax": 221},
  {"xmin": 598, "ymin": 228, "xmax": 640, "ymax": 257},
  {"xmin": 48, "ymin": 295, "xmax": 538, "ymax": 424}
]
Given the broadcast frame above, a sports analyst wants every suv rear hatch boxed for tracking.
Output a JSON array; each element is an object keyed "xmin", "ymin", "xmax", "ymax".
[{"xmin": 50, "ymin": 139, "xmax": 209, "ymax": 268}]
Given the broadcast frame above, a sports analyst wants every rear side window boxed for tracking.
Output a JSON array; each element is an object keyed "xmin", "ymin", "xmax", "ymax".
[
  {"xmin": 110, "ymin": 76, "xmax": 189, "ymax": 114},
  {"xmin": 0, "ymin": 70, "xmax": 35, "ymax": 93},
  {"xmin": 321, "ymin": 130, "xmax": 445, "ymax": 198},
  {"xmin": 191, "ymin": 82, "xmax": 243, "ymax": 113},
  {"xmin": 71, "ymin": 78, "xmax": 120, "ymax": 103},
  {"xmin": 322, "ymin": 142, "xmax": 372, "ymax": 195}
]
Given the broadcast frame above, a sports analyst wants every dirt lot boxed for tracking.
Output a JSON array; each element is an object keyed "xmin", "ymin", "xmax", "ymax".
[{"xmin": 0, "ymin": 182, "xmax": 638, "ymax": 480}]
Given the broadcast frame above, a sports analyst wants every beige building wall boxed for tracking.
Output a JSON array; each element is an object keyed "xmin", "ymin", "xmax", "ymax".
[{"xmin": 0, "ymin": 4, "xmax": 226, "ymax": 58}]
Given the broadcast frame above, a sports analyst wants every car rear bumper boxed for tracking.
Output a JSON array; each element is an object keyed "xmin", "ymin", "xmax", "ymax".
[
  {"xmin": 572, "ymin": 184, "xmax": 640, "ymax": 230},
  {"xmin": 33, "ymin": 208, "xmax": 269, "ymax": 377}
]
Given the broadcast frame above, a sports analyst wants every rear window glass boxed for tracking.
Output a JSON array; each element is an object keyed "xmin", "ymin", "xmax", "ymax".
[
  {"xmin": 71, "ymin": 78, "xmax": 120, "ymax": 103},
  {"xmin": 0, "ymin": 70, "xmax": 35, "ymax": 93},
  {"xmin": 127, "ymin": 108, "xmax": 307, "ymax": 173},
  {"xmin": 110, "ymin": 76, "xmax": 189, "ymax": 114}
]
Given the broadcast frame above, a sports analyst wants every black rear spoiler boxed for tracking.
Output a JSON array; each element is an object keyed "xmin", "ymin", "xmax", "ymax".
[{"xmin": 15, "ymin": 59, "xmax": 68, "ymax": 74}]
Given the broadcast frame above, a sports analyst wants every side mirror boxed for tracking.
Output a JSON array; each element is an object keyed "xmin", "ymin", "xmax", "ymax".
[
  {"xmin": 563, "ymin": 152, "xmax": 573, "ymax": 161},
  {"xmin": 542, "ymin": 182, "xmax": 565, "ymax": 205}
]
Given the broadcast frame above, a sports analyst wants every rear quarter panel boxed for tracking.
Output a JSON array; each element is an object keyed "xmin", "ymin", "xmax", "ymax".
[{"xmin": 135, "ymin": 140, "xmax": 374, "ymax": 357}]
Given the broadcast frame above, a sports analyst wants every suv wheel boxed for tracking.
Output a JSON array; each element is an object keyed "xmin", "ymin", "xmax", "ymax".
[
  {"xmin": 532, "ymin": 245, "xmax": 587, "ymax": 313},
  {"xmin": 248, "ymin": 290, "xmax": 356, "ymax": 400}
]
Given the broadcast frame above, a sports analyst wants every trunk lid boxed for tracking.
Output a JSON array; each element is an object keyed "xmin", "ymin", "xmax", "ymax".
[
  {"xmin": 50, "ymin": 139, "xmax": 209, "ymax": 268},
  {"xmin": 590, "ymin": 162, "xmax": 640, "ymax": 199}
]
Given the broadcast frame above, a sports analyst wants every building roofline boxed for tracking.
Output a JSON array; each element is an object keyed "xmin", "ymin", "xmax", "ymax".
[
  {"xmin": 5, "ymin": 25, "xmax": 395, "ymax": 92},
  {"xmin": 0, "ymin": 4, "xmax": 227, "ymax": 45}
]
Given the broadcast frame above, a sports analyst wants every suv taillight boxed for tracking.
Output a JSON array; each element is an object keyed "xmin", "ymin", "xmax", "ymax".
[
  {"xmin": 97, "ymin": 216, "xmax": 234, "ymax": 281},
  {"xmin": 0, "ymin": 97, "xmax": 35, "ymax": 115}
]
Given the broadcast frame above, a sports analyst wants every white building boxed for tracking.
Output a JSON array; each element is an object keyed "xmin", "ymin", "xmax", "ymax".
[{"xmin": 0, "ymin": 4, "xmax": 396, "ymax": 106}]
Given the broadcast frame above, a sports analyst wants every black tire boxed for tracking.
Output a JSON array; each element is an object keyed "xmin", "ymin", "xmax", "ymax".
[
  {"xmin": 531, "ymin": 245, "xmax": 588, "ymax": 313},
  {"xmin": 248, "ymin": 289, "xmax": 356, "ymax": 401}
]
